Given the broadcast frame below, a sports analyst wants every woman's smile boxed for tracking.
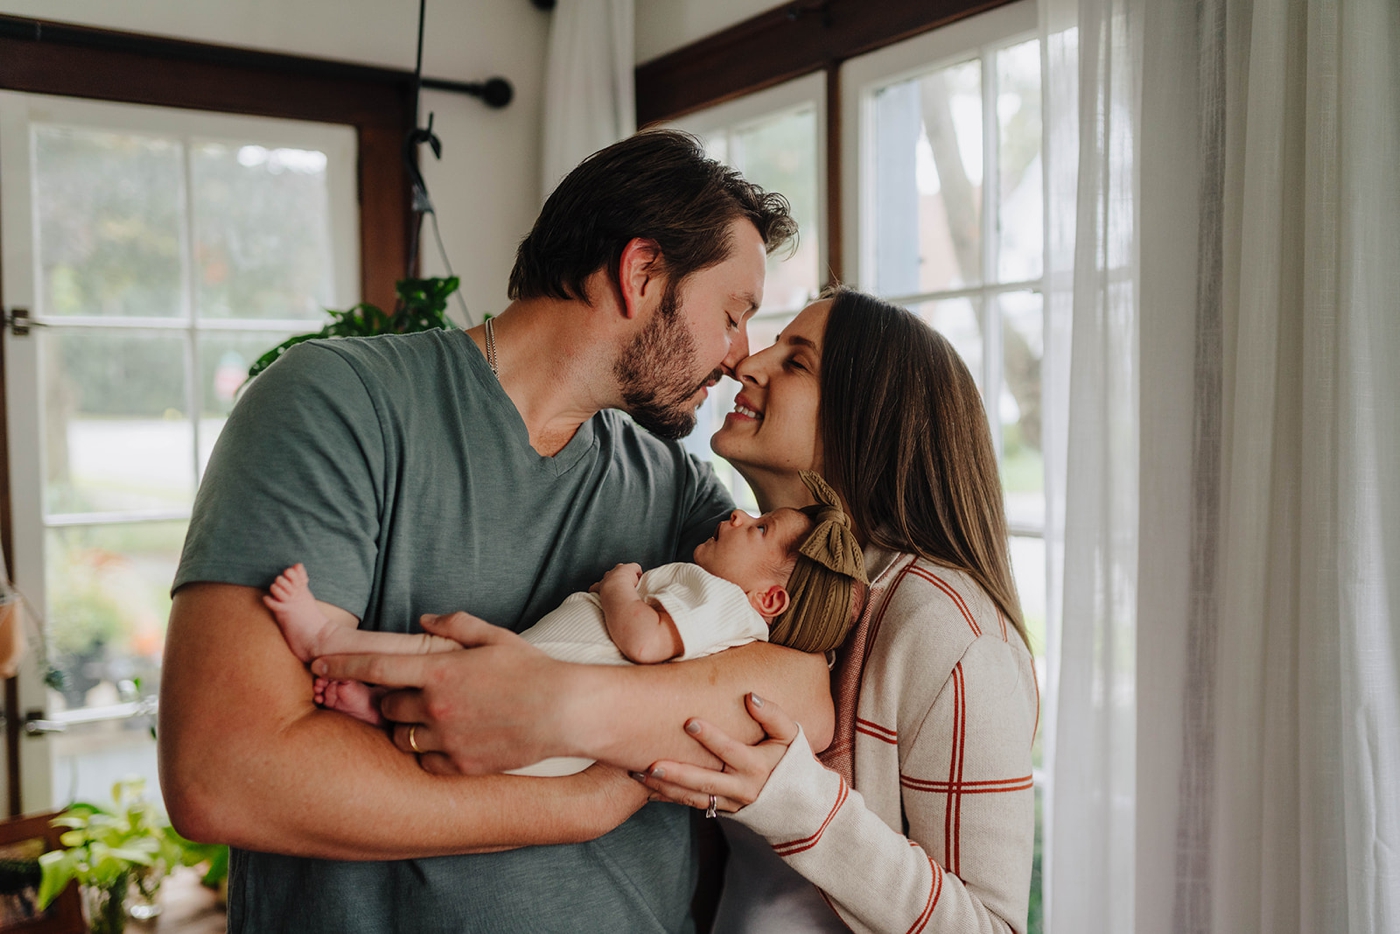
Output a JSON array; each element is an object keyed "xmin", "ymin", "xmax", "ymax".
[{"xmin": 729, "ymin": 394, "xmax": 764, "ymax": 422}]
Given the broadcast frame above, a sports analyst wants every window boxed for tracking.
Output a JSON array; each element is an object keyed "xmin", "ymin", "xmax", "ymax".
[
  {"xmin": 844, "ymin": 8, "xmax": 1044, "ymax": 925},
  {"xmin": 646, "ymin": 2, "xmax": 1048, "ymax": 928},
  {"xmin": 669, "ymin": 74, "xmax": 826, "ymax": 509},
  {"xmin": 1, "ymin": 92, "xmax": 358, "ymax": 808}
]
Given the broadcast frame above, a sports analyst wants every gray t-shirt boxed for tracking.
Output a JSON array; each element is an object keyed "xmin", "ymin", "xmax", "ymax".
[{"xmin": 174, "ymin": 329, "xmax": 734, "ymax": 933}]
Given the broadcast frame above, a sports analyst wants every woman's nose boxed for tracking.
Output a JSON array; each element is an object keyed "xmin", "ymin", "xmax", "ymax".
[
  {"xmin": 730, "ymin": 510, "xmax": 747, "ymax": 525},
  {"xmin": 733, "ymin": 347, "xmax": 771, "ymax": 385}
]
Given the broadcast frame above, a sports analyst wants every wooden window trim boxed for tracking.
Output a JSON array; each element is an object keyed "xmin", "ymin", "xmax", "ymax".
[{"xmin": 635, "ymin": 0, "xmax": 1016, "ymax": 284}]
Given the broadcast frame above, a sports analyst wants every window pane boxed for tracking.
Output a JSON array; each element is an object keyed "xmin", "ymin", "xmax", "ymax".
[
  {"xmin": 45, "ymin": 521, "xmax": 183, "ymax": 800},
  {"xmin": 997, "ymin": 40, "xmax": 1043, "ymax": 282},
  {"xmin": 192, "ymin": 142, "xmax": 335, "ymax": 320},
  {"xmin": 728, "ymin": 108, "xmax": 821, "ymax": 313},
  {"xmin": 909, "ymin": 297, "xmax": 983, "ymax": 394},
  {"xmin": 45, "ymin": 521, "xmax": 184, "ymax": 710},
  {"xmin": 42, "ymin": 330, "xmax": 193, "ymax": 515},
  {"xmin": 34, "ymin": 127, "xmax": 184, "ymax": 319},
  {"xmin": 196, "ymin": 330, "xmax": 298, "ymax": 477},
  {"xmin": 1009, "ymin": 535, "xmax": 1046, "ymax": 659},
  {"xmin": 1000, "ymin": 291, "xmax": 1044, "ymax": 530},
  {"xmin": 872, "ymin": 59, "xmax": 982, "ymax": 296}
]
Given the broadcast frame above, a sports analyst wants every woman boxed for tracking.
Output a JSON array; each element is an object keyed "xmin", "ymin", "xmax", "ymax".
[{"xmin": 638, "ymin": 288, "xmax": 1038, "ymax": 933}]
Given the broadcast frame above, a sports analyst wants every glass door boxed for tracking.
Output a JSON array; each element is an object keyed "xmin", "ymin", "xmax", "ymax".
[{"xmin": 0, "ymin": 91, "xmax": 358, "ymax": 813}]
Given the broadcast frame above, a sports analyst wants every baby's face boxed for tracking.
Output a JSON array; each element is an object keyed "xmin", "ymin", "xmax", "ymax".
[{"xmin": 692, "ymin": 507, "xmax": 809, "ymax": 594}]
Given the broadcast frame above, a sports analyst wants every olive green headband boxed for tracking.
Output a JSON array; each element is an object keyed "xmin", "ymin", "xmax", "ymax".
[{"xmin": 768, "ymin": 471, "xmax": 869, "ymax": 654}]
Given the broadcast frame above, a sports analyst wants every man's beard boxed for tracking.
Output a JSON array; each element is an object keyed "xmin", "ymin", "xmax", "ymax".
[{"xmin": 614, "ymin": 283, "xmax": 723, "ymax": 441}]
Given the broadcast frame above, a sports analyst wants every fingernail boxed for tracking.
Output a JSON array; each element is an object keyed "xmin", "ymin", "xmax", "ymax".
[
  {"xmin": 750, "ymin": 693, "xmax": 764, "ymax": 708},
  {"xmin": 628, "ymin": 771, "xmax": 648, "ymax": 782},
  {"xmin": 649, "ymin": 766, "xmax": 666, "ymax": 779},
  {"xmin": 685, "ymin": 720, "xmax": 702, "ymax": 735},
  {"xmin": 312, "ymin": 660, "xmax": 327, "ymax": 675}
]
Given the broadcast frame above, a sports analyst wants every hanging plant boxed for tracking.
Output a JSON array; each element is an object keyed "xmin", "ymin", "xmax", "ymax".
[{"xmin": 247, "ymin": 276, "xmax": 461, "ymax": 380}]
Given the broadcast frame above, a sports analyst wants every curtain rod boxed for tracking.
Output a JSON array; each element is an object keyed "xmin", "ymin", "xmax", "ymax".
[{"xmin": 0, "ymin": 14, "xmax": 513, "ymax": 108}]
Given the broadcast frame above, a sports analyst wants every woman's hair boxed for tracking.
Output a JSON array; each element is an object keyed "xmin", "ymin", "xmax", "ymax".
[
  {"xmin": 818, "ymin": 288, "xmax": 1029, "ymax": 649},
  {"xmin": 508, "ymin": 130, "xmax": 797, "ymax": 304}
]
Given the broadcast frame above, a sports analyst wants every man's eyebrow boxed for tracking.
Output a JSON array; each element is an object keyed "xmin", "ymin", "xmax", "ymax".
[{"xmin": 734, "ymin": 292, "xmax": 760, "ymax": 313}]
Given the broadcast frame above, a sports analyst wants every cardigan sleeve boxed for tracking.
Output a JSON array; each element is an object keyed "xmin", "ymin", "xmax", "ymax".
[{"xmin": 730, "ymin": 636, "xmax": 1035, "ymax": 934}]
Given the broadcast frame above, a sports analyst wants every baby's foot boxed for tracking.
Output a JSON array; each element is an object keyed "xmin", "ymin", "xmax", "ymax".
[
  {"xmin": 315, "ymin": 676, "xmax": 386, "ymax": 727},
  {"xmin": 263, "ymin": 564, "xmax": 328, "ymax": 662}
]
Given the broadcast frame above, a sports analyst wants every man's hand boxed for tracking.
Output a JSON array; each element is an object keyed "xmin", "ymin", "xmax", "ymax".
[
  {"xmin": 315, "ymin": 612, "xmax": 834, "ymax": 776},
  {"xmin": 314, "ymin": 611, "xmax": 577, "ymax": 775}
]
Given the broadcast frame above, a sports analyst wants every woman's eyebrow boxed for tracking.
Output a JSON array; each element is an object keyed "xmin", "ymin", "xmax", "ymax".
[{"xmin": 785, "ymin": 335, "xmax": 819, "ymax": 352}]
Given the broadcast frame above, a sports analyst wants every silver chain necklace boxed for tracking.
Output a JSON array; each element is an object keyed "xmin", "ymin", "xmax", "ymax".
[{"xmin": 484, "ymin": 317, "xmax": 499, "ymax": 379}]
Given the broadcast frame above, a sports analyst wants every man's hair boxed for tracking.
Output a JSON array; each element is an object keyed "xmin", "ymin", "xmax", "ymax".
[
  {"xmin": 508, "ymin": 130, "xmax": 798, "ymax": 303},
  {"xmin": 817, "ymin": 288, "xmax": 1030, "ymax": 651}
]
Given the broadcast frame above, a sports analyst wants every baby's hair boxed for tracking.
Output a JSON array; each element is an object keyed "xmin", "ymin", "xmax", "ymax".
[{"xmin": 766, "ymin": 502, "xmax": 866, "ymax": 654}]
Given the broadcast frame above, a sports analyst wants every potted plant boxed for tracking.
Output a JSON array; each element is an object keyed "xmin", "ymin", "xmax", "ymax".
[
  {"xmin": 35, "ymin": 778, "xmax": 223, "ymax": 934},
  {"xmin": 247, "ymin": 275, "xmax": 462, "ymax": 379}
]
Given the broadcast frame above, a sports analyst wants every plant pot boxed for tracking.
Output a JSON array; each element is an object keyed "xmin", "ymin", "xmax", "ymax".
[{"xmin": 81, "ymin": 876, "xmax": 128, "ymax": 934}]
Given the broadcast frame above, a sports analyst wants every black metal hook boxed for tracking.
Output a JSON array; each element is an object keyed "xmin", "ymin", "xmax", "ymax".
[{"xmin": 786, "ymin": 0, "xmax": 832, "ymax": 28}]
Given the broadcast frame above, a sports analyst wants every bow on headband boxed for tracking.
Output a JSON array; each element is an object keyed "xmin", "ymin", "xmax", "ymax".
[{"xmin": 769, "ymin": 471, "xmax": 869, "ymax": 654}]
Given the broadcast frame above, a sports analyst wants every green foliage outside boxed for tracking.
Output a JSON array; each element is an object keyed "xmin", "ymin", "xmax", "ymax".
[{"xmin": 248, "ymin": 276, "xmax": 461, "ymax": 379}]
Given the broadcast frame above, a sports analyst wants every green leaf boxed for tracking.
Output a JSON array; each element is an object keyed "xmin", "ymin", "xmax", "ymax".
[{"xmin": 37, "ymin": 849, "xmax": 76, "ymax": 910}]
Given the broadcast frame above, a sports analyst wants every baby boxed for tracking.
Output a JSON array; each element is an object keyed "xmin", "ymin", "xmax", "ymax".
[{"xmin": 266, "ymin": 471, "xmax": 867, "ymax": 776}]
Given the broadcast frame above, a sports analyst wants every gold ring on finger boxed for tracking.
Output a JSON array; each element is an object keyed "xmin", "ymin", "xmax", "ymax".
[{"xmin": 408, "ymin": 724, "xmax": 424, "ymax": 754}]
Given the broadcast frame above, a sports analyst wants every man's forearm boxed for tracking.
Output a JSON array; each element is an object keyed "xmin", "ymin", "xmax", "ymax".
[
  {"xmin": 160, "ymin": 584, "xmax": 638, "ymax": 859},
  {"xmin": 564, "ymin": 642, "xmax": 833, "ymax": 770}
]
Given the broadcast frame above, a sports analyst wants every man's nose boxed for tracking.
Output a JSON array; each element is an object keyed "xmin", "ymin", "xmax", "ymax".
[{"xmin": 722, "ymin": 324, "xmax": 752, "ymax": 377}]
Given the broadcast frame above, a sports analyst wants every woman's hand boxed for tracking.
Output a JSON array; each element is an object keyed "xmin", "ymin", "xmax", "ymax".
[{"xmin": 632, "ymin": 692, "xmax": 799, "ymax": 814}]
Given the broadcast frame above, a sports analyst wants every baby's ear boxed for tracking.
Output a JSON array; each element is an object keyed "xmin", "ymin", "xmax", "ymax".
[{"xmin": 752, "ymin": 585, "xmax": 790, "ymax": 621}]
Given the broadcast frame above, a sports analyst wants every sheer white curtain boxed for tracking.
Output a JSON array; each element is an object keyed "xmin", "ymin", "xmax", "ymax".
[
  {"xmin": 540, "ymin": 0, "xmax": 635, "ymax": 199},
  {"xmin": 1043, "ymin": 0, "xmax": 1400, "ymax": 932},
  {"xmin": 1040, "ymin": 0, "xmax": 1142, "ymax": 932},
  {"xmin": 1132, "ymin": 1, "xmax": 1400, "ymax": 933}
]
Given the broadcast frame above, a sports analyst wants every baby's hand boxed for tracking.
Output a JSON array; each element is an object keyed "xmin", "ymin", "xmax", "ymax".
[{"xmin": 591, "ymin": 562, "xmax": 643, "ymax": 595}]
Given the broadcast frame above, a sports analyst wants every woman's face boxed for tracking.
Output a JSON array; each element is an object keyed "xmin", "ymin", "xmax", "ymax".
[{"xmin": 711, "ymin": 299, "xmax": 829, "ymax": 479}]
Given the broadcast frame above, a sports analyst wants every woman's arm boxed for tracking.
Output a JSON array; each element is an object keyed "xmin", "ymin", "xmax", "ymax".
[{"xmin": 638, "ymin": 637, "xmax": 1035, "ymax": 934}]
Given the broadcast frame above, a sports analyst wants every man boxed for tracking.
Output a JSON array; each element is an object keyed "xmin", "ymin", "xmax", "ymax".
[{"xmin": 159, "ymin": 130, "xmax": 833, "ymax": 932}]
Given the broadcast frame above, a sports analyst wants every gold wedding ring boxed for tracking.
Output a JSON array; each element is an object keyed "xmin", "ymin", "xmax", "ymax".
[{"xmin": 408, "ymin": 724, "xmax": 423, "ymax": 754}]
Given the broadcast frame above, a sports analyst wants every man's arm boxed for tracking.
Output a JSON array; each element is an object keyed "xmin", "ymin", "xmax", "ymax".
[
  {"xmin": 318, "ymin": 612, "xmax": 834, "ymax": 775},
  {"xmin": 159, "ymin": 583, "xmax": 647, "ymax": 859}
]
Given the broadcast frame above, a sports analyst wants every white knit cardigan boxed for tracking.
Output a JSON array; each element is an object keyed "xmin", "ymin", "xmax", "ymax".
[{"xmin": 729, "ymin": 548, "xmax": 1039, "ymax": 934}]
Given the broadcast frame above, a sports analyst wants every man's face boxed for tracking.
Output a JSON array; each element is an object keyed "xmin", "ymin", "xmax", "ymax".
[{"xmin": 615, "ymin": 218, "xmax": 766, "ymax": 440}]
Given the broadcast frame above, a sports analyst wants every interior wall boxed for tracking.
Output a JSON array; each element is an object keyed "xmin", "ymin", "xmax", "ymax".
[
  {"xmin": 635, "ymin": 0, "xmax": 777, "ymax": 63},
  {"xmin": 0, "ymin": 0, "xmax": 551, "ymax": 321}
]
